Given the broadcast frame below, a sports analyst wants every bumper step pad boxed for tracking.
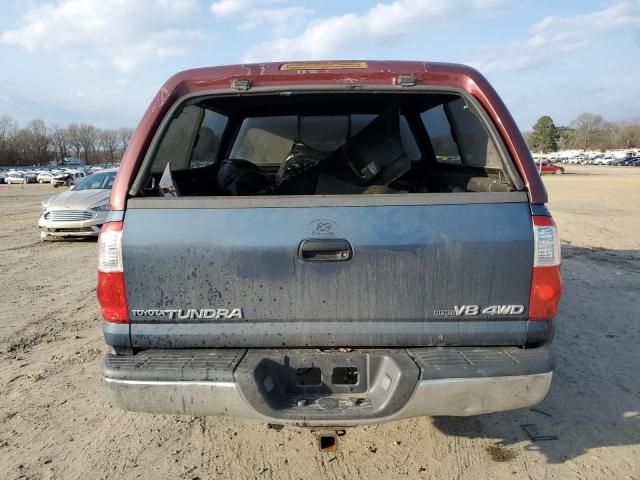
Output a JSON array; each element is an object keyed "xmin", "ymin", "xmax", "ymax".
[
  {"xmin": 103, "ymin": 349, "xmax": 246, "ymax": 382},
  {"xmin": 409, "ymin": 346, "xmax": 553, "ymax": 380}
]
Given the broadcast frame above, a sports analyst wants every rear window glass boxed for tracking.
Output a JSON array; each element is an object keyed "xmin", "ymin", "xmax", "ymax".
[
  {"xmin": 421, "ymin": 98, "xmax": 501, "ymax": 168},
  {"xmin": 230, "ymin": 116, "xmax": 296, "ymax": 164},
  {"xmin": 192, "ymin": 109, "xmax": 228, "ymax": 168},
  {"xmin": 151, "ymin": 106, "xmax": 228, "ymax": 173},
  {"xmin": 420, "ymin": 105, "xmax": 461, "ymax": 163},
  {"xmin": 139, "ymin": 92, "xmax": 515, "ymax": 198},
  {"xmin": 230, "ymin": 115, "xmax": 420, "ymax": 164}
]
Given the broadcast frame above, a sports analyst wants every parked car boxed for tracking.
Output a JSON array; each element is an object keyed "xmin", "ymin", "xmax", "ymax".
[
  {"xmin": 51, "ymin": 173, "xmax": 72, "ymax": 187},
  {"xmin": 536, "ymin": 161, "xmax": 564, "ymax": 174},
  {"xmin": 39, "ymin": 170, "xmax": 116, "ymax": 240},
  {"xmin": 52, "ymin": 171, "xmax": 85, "ymax": 187},
  {"xmin": 564, "ymin": 156, "xmax": 582, "ymax": 164},
  {"xmin": 616, "ymin": 156, "xmax": 640, "ymax": 166},
  {"xmin": 593, "ymin": 156, "xmax": 615, "ymax": 165},
  {"xmin": 37, "ymin": 172, "xmax": 56, "ymax": 183},
  {"xmin": 98, "ymin": 61, "xmax": 561, "ymax": 446},
  {"xmin": 5, "ymin": 172, "xmax": 28, "ymax": 184}
]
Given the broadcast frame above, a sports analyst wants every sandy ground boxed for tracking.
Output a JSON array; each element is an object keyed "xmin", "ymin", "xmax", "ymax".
[{"xmin": 0, "ymin": 166, "xmax": 638, "ymax": 480}]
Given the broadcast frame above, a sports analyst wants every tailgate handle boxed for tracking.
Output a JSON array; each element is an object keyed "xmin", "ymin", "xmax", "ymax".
[{"xmin": 298, "ymin": 238, "xmax": 353, "ymax": 262}]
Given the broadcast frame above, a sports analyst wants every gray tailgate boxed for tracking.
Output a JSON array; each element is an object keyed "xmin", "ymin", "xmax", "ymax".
[{"xmin": 123, "ymin": 193, "xmax": 533, "ymax": 348}]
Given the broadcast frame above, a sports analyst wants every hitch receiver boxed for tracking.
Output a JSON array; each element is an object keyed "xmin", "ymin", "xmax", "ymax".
[{"xmin": 313, "ymin": 430, "xmax": 346, "ymax": 453}]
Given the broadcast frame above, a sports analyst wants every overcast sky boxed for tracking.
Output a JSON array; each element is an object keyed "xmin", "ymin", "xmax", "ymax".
[{"xmin": 0, "ymin": 0, "xmax": 638, "ymax": 130}]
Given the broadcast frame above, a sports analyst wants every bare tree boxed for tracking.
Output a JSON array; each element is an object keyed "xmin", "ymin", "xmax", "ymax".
[
  {"xmin": 6, "ymin": 120, "xmax": 51, "ymax": 165},
  {"xmin": 614, "ymin": 121, "xmax": 640, "ymax": 149},
  {"xmin": 66, "ymin": 123, "xmax": 83, "ymax": 160},
  {"xmin": 77, "ymin": 123, "xmax": 99, "ymax": 162},
  {"xmin": 50, "ymin": 125, "xmax": 70, "ymax": 164},
  {"xmin": 118, "ymin": 127, "xmax": 135, "ymax": 156},
  {"xmin": 570, "ymin": 113, "xmax": 608, "ymax": 150},
  {"xmin": 12, "ymin": 128, "xmax": 32, "ymax": 164},
  {"xmin": 0, "ymin": 117, "xmax": 142, "ymax": 166},
  {"xmin": 0, "ymin": 115, "xmax": 19, "ymax": 165},
  {"xmin": 99, "ymin": 128, "xmax": 120, "ymax": 162},
  {"xmin": 0, "ymin": 115, "xmax": 17, "ymax": 142},
  {"xmin": 27, "ymin": 119, "xmax": 51, "ymax": 165}
]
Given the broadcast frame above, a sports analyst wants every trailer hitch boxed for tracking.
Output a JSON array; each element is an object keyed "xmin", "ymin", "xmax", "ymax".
[{"xmin": 312, "ymin": 429, "xmax": 346, "ymax": 453}]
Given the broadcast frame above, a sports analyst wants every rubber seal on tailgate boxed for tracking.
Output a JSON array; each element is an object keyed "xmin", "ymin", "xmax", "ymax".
[{"xmin": 126, "ymin": 191, "xmax": 529, "ymax": 209}]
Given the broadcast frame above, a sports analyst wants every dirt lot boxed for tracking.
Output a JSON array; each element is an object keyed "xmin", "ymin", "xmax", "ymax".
[{"xmin": 1, "ymin": 166, "xmax": 638, "ymax": 480}]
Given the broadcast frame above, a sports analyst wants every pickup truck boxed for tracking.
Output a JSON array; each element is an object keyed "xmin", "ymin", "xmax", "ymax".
[{"xmin": 98, "ymin": 61, "xmax": 562, "ymax": 447}]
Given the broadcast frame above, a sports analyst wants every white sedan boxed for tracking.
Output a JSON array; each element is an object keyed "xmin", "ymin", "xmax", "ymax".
[
  {"xmin": 5, "ymin": 172, "xmax": 28, "ymax": 184},
  {"xmin": 39, "ymin": 170, "xmax": 117, "ymax": 240}
]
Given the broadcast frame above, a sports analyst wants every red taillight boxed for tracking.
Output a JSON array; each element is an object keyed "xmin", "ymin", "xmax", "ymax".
[
  {"xmin": 97, "ymin": 221, "xmax": 129, "ymax": 323},
  {"xmin": 529, "ymin": 215, "xmax": 562, "ymax": 321},
  {"xmin": 97, "ymin": 271, "xmax": 129, "ymax": 323}
]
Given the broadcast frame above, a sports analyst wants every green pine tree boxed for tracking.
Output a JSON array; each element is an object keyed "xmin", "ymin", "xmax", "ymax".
[{"xmin": 528, "ymin": 116, "xmax": 559, "ymax": 153}]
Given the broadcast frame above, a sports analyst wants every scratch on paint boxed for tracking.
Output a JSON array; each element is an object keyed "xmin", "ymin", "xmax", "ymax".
[{"xmin": 151, "ymin": 87, "xmax": 170, "ymax": 113}]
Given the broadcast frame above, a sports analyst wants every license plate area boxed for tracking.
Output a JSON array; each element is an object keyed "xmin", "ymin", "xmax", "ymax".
[
  {"xmin": 234, "ymin": 349, "xmax": 420, "ymax": 422},
  {"xmin": 263, "ymin": 352, "xmax": 368, "ymax": 396}
]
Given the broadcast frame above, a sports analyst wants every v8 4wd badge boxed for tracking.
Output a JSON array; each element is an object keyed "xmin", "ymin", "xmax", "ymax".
[{"xmin": 433, "ymin": 305, "xmax": 525, "ymax": 317}]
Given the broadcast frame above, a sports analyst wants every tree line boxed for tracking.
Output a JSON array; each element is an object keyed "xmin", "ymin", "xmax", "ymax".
[
  {"xmin": 3, "ymin": 111, "xmax": 639, "ymax": 165},
  {"xmin": 0, "ymin": 114, "xmax": 135, "ymax": 166},
  {"xmin": 525, "ymin": 113, "xmax": 640, "ymax": 153}
]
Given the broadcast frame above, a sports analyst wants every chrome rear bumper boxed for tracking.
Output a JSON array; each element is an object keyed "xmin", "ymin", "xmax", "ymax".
[
  {"xmin": 104, "ymin": 372, "xmax": 552, "ymax": 426},
  {"xmin": 103, "ymin": 346, "xmax": 553, "ymax": 426}
]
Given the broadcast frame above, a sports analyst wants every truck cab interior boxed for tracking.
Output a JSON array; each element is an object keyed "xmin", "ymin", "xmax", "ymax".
[{"xmin": 132, "ymin": 92, "xmax": 522, "ymax": 198}]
